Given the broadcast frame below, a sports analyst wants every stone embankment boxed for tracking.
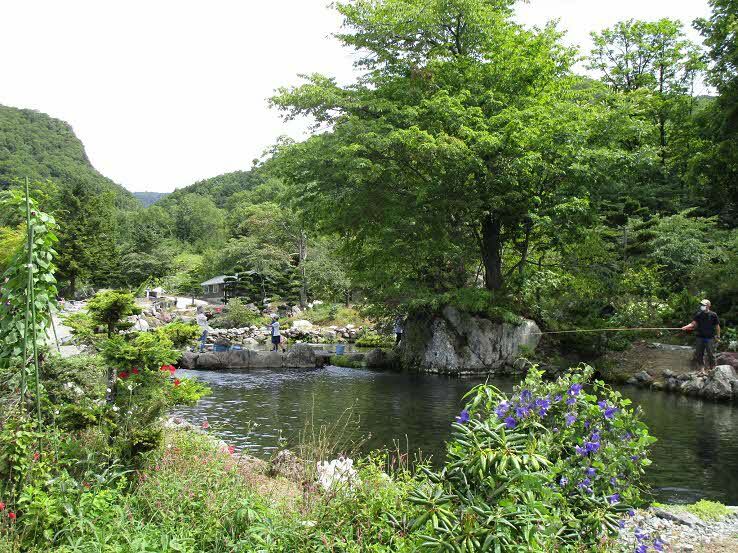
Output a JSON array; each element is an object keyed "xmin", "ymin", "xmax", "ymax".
[
  {"xmin": 205, "ymin": 320, "xmax": 368, "ymax": 348},
  {"xmin": 179, "ymin": 343, "xmax": 329, "ymax": 370},
  {"xmin": 618, "ymin": 506, "xmax": 738, "ymax": 552},
  {"xmin": 602, "ymin": 343, "xmax": 738, "ymax": 402}
]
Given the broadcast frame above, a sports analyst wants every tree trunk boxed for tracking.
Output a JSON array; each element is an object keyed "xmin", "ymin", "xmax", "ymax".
[{"xmin": 481, "ymin": 215, "xmax": 503, "ymax": 290}]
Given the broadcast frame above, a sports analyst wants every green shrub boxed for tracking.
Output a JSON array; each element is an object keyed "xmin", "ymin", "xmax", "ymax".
[
  {"xmin": 355, "ymin": 332, "xmax": 394, "ymax": 348},
  {"xmin": 329, "ymin": 354, "xmax": 365, "ymax": 368},
  {"xmin": 410, "ymin": 365, "xmax": 655, "ymax": 551},
  {"xmin": 61, "ymin": 312, "xmax": 102, "ymax": 345},
  {"xmin": 214, "ymin": 297, "xmax": 269, "ymax": 328},
  {"xmin": 668, "ymin": 499, "xmax": 732, "ymax": 521},
  {"xmin": 408, "ymin": 288, "xmax": 522, "ymax": 324},
  {"xmin": 156, "ymin": 321, "xmax": 200, "ymax": 348}
]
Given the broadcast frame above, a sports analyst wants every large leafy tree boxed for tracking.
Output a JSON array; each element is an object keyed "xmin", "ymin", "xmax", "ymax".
[
  {"xmin": 693, "ymin": 0, "xmax": 738, "ymax": 224},
  {"xmin": 588, "ymin": 19, "xmax": 704, "ymax": 199},
  {"xmin": 272, "ymin": 0, "xmax": 614, "ymax": 298}
]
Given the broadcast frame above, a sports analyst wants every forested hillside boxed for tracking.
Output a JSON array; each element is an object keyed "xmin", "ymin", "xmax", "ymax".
[{"xmin": 0, "ymin": 105, "xmax": 136, "ymax": 207}]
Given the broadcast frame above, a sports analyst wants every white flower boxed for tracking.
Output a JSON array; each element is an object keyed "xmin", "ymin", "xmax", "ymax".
[
  {"xmin": 111, "ymin": 405, "xmax": 119, "ymax": 412},
  {"xmin": 106, "ymin": 388, "xmax": 112, "ymax": 393},
  {"xmin": 317, "ymin": 457, "xmax": 358, "ymax": 491}
]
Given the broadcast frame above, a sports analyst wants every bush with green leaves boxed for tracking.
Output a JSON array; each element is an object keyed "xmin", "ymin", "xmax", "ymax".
[
  {"xmin": 156, "ymin": 321, "xmax": 200, "ymax": 348},
  {"xmin": 86, "ymin": 290, "xmax": 140, "ymax": 337},
  {"xmin": 410, "ymin": 366, "xmax": 655, "ymax": 552},
  {"xmin": 355, "ymin": 332, "xmax": 394, "ymax": 348}
]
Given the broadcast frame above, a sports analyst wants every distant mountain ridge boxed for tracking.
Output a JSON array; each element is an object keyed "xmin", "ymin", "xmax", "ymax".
[
  {"xmin": 132, "ymin": 191, "xmax": 169, "ymax": 207},
  {"xmin": 0, "ymin": 104, "xmax": 136, "ymax": 207}
]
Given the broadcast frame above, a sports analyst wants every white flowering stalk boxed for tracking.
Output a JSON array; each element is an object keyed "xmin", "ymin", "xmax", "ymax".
[{"xmin": 316, "ymin": 457, "xmax": 358, "ymax": 491}]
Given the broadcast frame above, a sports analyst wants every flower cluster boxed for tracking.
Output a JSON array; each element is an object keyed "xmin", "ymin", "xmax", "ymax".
[
  {"xmin": 465, "ymin": 366, "xmax": 654, "ymax": 520},
  {"xmin": 317, "ymin": 457, "xmax": 358, "ymax": 491},
  {"xmin": 632, "ymin": 527, "xmax": 665, "ymax": 552}
]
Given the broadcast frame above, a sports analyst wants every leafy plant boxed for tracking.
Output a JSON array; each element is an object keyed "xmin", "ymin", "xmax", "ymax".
[
  {"xmin": 156, "ymin": 321, "xmax": 200, "ymax": 348},
  {"xmin": 410, "ymin": 365, "xmax": 655, "ymax": 551}
]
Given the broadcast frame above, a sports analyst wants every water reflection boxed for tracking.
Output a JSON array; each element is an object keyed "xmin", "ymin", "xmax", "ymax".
[{"xmin": 173, "ymin": 367, "xmax": 738, "ymax": 504}]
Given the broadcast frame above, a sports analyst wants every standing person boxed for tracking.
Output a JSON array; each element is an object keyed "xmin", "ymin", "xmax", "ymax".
[
  {"xmin": 196, "ymin": 305, "xmax": 209, "ymax": 353},
  {"xmin": 681, "ymin": 299, "xmax": 721, "ymax": 376},
  {"xmin": 270, "ymin": 315, "xmax": 284, "ymax": 353},
  {"xmin": 393, "ymin": 315, "xmax": 404, "ymax": 346}
]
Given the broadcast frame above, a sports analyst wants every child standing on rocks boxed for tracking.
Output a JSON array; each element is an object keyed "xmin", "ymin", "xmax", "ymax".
[{"xmin": 270, "ymin": 315, "xmax": 285, "ymax": 353}]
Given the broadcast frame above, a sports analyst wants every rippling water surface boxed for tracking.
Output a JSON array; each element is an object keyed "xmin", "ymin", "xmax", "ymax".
[{"xmin": 174, "ymin": 366, "xmax": 738, "ymax": 504}]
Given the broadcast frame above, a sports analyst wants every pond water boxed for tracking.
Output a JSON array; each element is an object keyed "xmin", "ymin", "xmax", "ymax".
[{"xmin": 173, "ymin": 366, "xmax": 738, "ymax": 505}]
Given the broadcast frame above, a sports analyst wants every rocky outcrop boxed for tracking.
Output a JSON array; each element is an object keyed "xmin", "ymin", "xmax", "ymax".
[
  {"xmin": 179, "ymin": 344, "xmax": 322, "ymax": 370},
  {"xmin": 629, "ymin": 365, "xmax": 738, "ymax": 403},
  {"xmin": 398, "ymin": 306, "xmax": 540, "ymax": 375}
]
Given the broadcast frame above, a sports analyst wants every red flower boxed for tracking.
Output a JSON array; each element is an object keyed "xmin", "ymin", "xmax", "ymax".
[
  {"xmin": 0, "ymin": 501, "xmax": 5, "ymax": 511},
  {"xmin": 228, "ymin": 445, "xmax": 235, "ymax": 455},
  {"xmin": 159, "ymin": 364, "xmax": 176, "ymax": 375},
  {"xmin": 201, "ymin": 420, "xmax": 210, "ymax": 429},
  {"xmin": 173, "ymin": 379, "xmax": 181, "ymax": 387},
  {"xmin": 132, "ymin": 368, "xmax": 139, "ymax": 375},
  {"xmin": 8, "ymin": 512, "xmax": 16, "ymax": 520},
  {"xmin": 33, "ymin": 452, "xmax": 39, "ymax": 461},
  {"xmin": 118, "ymin": 371, "xmax": 129, "ymax": 380}
]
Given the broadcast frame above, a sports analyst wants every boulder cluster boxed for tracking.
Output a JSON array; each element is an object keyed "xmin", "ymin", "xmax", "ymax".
[
  {"xmin": 627, "ymin": 352, "xmax": 738, "ymax": 402},
  {"xmin": 205, "ymin": 320, "xmax": 369, "ymax": 347}
]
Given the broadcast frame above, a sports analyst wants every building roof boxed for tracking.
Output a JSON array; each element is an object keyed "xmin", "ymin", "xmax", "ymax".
[{"xmin": 200, "ymin": 275, "xmax": 228, "ymax": 286}]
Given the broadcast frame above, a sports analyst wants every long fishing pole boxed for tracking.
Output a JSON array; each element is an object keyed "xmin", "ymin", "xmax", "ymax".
[{"xmin": 534, "ymin": 327, "xmax": 683, "ymax": 335}]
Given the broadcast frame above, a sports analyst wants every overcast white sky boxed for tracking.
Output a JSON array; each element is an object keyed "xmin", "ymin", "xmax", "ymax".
[{"xmin": 0, "ymin": 0, "xmax": 711, "ymax": 193}]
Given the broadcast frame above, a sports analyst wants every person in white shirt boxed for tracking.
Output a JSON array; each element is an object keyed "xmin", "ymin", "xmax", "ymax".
[
  {"xmin": 196, "ymin": 306, "xmax": 209, "ymax": 353},
  {"xmin": 270, "ymin": 315, "xmax": 284, "ymax": 352}
]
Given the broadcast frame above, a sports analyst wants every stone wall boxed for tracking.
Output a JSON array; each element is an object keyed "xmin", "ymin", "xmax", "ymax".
[
  {"xmin": 205, "ymin": 320, "xmax": 367, "ymax": 347},
  {"xmin": 179, "ymin": 343, "xmax": 325, "ymax": 370},
  {"xmin": 398, "ymin": 306, "xmax": 541, "ymax": 375}
]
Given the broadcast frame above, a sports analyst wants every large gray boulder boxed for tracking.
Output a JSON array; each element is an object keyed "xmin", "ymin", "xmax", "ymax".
[
  {"xmin": 702, "ymin": 365, "xmax": 738, "ymax": 400},
  {"xmin": 398, "ymin": 306, "xmax": 540, "ymax": 375},
  {"xmin": 284, "ymin": 344, "xmax": 316, "ymax": 368}
]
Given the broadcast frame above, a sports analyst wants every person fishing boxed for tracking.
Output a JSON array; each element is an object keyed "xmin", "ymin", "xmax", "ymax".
[
  {"xmin": 681, "ymin": 299, "xmax": 721, "ymax": 376},
  {"xmin": 270, "ymin": 314, "xmax": 285, "ymax": 353}
]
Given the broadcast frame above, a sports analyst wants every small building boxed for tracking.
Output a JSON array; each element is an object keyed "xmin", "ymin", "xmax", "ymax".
[{"xmin": 201, "ymin": 275, "xmax": 227, "ymax": 299}]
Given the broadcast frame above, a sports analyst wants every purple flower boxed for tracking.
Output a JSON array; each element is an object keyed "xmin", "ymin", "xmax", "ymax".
[
  {"xmin": 520, "ymin": 390, "xmax": 532, "ymax": 403},
  {"xmin": 455, "ymin": 409, "xmax": 470, "ymax": 423},
  {"xmin": 635, "ymin": 528, "xmax": 649, "ymax": 541},
  {"xmin": 575, "ymin": 445, "xmax": 587, "ymax": 456},
  {"xmin": 565, "ymin": 413, "xmax": 577, "ymax": 426},
  {"xmin": 618, "ymin": 519, "xmax": 626, "ymax": 529},
  {"xmin": 635, "ymin": 545, "xmax": 647, "ymax": 553},
  {"xmin": 554, "ymin": 394, "xmax": 562, "ymax": 402},
  {"xmin": 585, "ymin": 440, "xmax": 600, "ymax": 454},
  {"xmin": 534, "ymin": 398, "xmax": 551, "ymax": 416},
  {"xmin": 597, "ymin": 400, "xmax": 608, "ymax": 410},
  {"xmin": 566, "ymin": 396, "xmax": 576, "ymax": 406},
  {"xmin": 604, "ymin": 406, "xmax": 618, "ymax": 419},
  {"xmin": 610, "ymin": 477, "xmax": 618, "ymax": 486},
  {"xmin": 584, "ymin": 420, "xmax": 591, "ymax": 429},
  {"xmin": 552, "ymin": 426, "xmax": 559, "ymax": 433},
  {"xmin": 580, "ymin": 477, "xmax": 592, "ymax": 487},
  {"xmin": 586, "ymin": 467, "xmax": 596, "ymax": 477},
  {"xmin": 631, "ymin": 455, "xmax": 640, "ymax": 462},
  {"xmin": 653, "ymin": 538, "xmax": 665, "ymax": 552},
  {"xmin": 568, "ymin": 383, "xmax": 583, "ymax": 396},
  {"xmin": 515, "ymin": 406, "xmax": 530, "ymax": 419},
  {"xmin": 494, "ymin": 401, "xmax": 509, "ymax": 418},
  {"xmin": 559, "ymin": 476, "xmax": 568, "ymax": 487},
  {"xmin": 628, "ymin": 509, "xmax": 636, "ymax": 517},
  {"xmin": 504, "ymin": 417, "xmax": 517, "ymax": 429},
  {"xmin": 607, "ymin": 493, "xmax": 620, "ymax": 504}
]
